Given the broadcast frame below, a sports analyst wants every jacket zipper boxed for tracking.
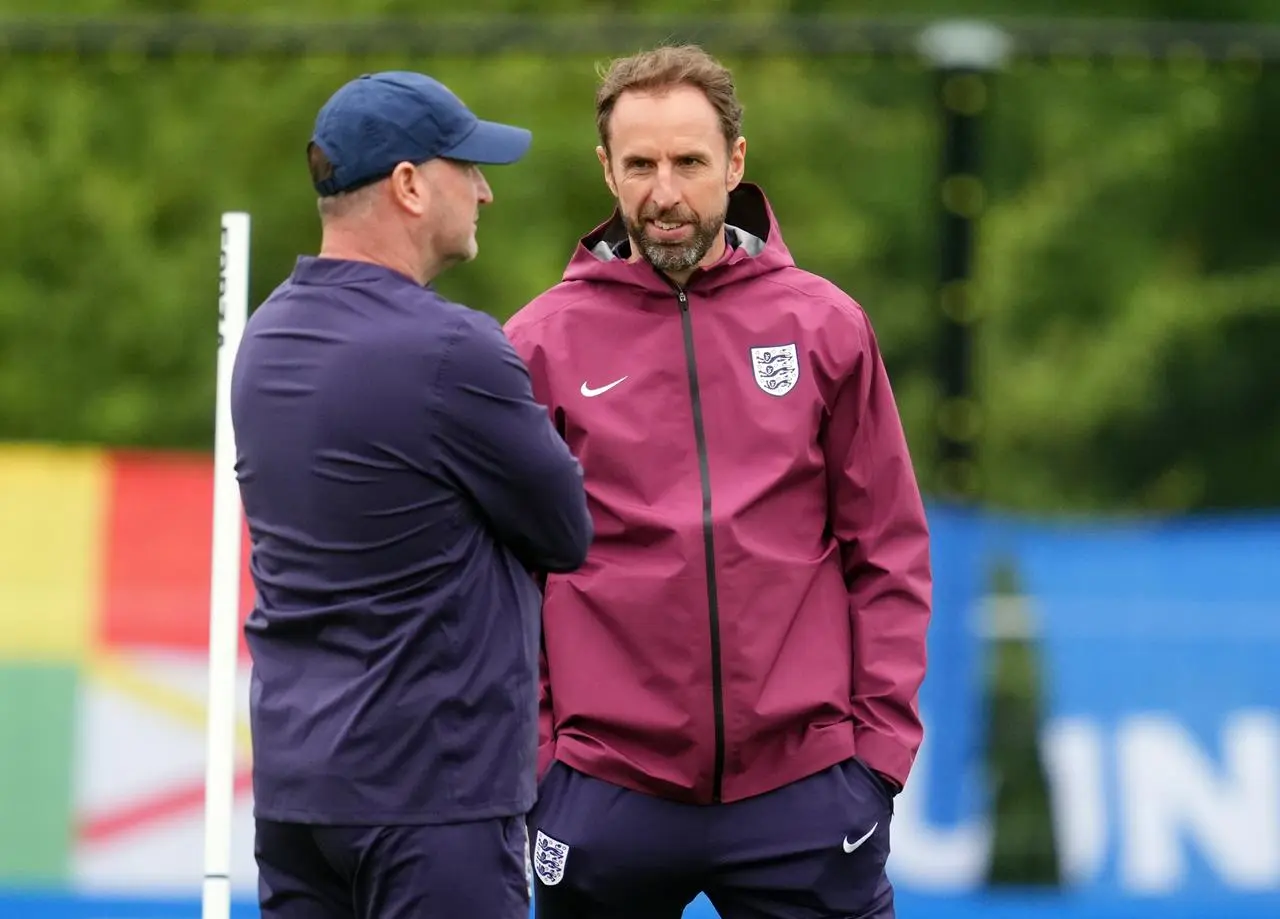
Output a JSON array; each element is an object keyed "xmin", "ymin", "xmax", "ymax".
[{"xmin": 676, "ymin": 287, "xmax": 726, "ymax": 803}]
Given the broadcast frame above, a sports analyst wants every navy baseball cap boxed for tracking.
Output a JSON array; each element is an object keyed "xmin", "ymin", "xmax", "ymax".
[{"xmin": 309, "ymin": 71, "xmax": 533, "ymax": 196}]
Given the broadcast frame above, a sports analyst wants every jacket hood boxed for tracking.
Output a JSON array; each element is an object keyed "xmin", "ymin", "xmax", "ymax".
[{"xmin": 561, "ymin": 182, "xmax": 796, "ymax": 295}]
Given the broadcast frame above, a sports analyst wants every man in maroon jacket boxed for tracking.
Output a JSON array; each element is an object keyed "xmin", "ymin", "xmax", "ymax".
[{"xmin": 504, "ymin": 43, "xmax": 932, "ymax": 919}]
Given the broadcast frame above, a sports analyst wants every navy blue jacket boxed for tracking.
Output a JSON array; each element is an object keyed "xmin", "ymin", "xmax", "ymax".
[{"xmin": 230, "ymin": 256, "xmax": 592, "ymax": 825}]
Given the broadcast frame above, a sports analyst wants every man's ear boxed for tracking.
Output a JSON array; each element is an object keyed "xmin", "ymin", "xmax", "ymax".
[
  {"xmin": 726, "ymin": 136, "xmax": 747, "ymax": 192},
  {"xmin": 596, "ymin": 145, "xmax": 617, "ymax": 197},
  {"xmin": 389, "ymin": 161, "xmax": 429, "ymax": 216}
]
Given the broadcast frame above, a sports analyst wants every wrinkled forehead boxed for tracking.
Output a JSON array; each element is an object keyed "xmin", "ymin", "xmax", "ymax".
[{"xmin": 607, "ymin": 86, "xmax": 723, "ymax": 156}]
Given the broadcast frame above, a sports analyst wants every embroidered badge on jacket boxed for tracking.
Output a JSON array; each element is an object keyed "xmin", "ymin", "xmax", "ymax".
[{"xmin": 751, "ymin": 343, "xmax": 799, "ymax": 396}]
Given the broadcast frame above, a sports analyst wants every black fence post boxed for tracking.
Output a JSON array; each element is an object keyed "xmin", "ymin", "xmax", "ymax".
[{"xmin": 920, "ymin": 22, "xmax": 1009, "ymax": 503}]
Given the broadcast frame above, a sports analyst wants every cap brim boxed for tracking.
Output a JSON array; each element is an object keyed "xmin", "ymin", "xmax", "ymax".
[{"xmin": 442, "ymin": 119, "xmax": 532, "ymax": 165}]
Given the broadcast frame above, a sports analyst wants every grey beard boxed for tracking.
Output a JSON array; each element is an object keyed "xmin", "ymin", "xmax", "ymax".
[{"xmin": 626, "ymin": 213, "xmax": 725, "ymax": 274}]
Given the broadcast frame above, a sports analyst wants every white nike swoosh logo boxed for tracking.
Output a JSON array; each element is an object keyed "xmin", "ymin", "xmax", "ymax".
[
  {"xmin": 580, "ymin": 376, "xmax": 627, "ymax": 397},
  {"xmin": 842, "ymin": 822, "xmax": 878, "ymax": 854}
]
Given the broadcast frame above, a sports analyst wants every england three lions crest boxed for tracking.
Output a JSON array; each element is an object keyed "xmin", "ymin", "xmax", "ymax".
[
  {"xmin": 533, "ymin": 829, "xmax": 570, "ymax": 886},
  {"xmin": 751, "ymin": 344, "xmax": 799, "ymax": 397}
]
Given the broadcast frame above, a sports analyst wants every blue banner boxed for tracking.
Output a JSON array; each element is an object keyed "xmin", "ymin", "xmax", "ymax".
[
  {"xmin": 998, "ymin": 511, "xmax": 1280, "ymax": 902},
  {"xmin": 912, "ymin": 501, "xmax": 989, "ymax": 830},
  {"xmin": 2, "ymin": 889, "xmax": 1277, "ymax": 919}
]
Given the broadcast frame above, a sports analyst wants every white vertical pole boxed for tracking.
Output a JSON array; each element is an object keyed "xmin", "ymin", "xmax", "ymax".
[{"xmin": 202, "ymin": 211, "xmax": 251, "ymax": 919}]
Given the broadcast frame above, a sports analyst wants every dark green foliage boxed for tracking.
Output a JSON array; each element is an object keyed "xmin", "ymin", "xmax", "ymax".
[
  {"xmin": 3, "ymin": 2, "xmax": 1277, "ymax": 516},
  {"xmin": 5, "ymin": 3, "xmax": 1278, "ymax": 515}
]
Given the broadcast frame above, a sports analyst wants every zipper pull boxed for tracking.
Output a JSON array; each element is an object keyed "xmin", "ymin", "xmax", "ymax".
[{"xmin": 678, "ymin": 290, "xmax": 689, "ymax": 310}]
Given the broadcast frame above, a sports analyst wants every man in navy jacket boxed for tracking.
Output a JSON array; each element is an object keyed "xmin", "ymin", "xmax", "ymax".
[{"xmin": 230, "ymin": 71, "xmax": 593, "ymax": 919}]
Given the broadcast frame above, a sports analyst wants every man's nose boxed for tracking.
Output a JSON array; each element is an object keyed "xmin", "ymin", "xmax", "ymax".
[
  {"xmin": 650, "ymin": 165, "xmax": 681, "ymax": 210},
  {"xmin": 474, "ymin": 169, "xmax": 493, "ymax": 204}
]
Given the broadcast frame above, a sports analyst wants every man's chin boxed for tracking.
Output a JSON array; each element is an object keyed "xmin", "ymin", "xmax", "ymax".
[
  {"xmin": 640, "ymin": 243, "xmax": 704, "ymax": 275},
  {"xmin": 448, "ymin": 241, "xmax": 480, "ymax": 265}
]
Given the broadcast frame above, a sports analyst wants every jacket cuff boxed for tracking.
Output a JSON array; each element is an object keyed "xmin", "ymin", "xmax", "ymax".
[{"xmin": 853, "ymin": 728, "xmax": 916, "ymax": 791}]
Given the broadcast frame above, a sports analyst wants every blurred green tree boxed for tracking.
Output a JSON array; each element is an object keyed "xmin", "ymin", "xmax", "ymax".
[{"xmin": 3, "ymin": 0, "xmax": 1275, "ymax": 514}]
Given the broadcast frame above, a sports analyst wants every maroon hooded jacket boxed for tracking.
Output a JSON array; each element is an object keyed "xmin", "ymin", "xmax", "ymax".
[{"xmin": 504, "ymin": 183, "xmax": 931, "ymax": 805}]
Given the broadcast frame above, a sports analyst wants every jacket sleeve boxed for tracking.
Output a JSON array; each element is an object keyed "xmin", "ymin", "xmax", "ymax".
[
  {"xmin": 504, "ymin": 314, "xmax": 572, "ymax": 778},
  {"xmin": 435, "ymin": 314, "xmax": 593, "ymax": 574},
  {"xmin": 824, "ymin": 307, "xmax": 932, "ymax": 791}
]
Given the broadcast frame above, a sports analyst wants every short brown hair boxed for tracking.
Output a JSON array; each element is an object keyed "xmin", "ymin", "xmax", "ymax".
[
  {"xmin": 595, "ymin": 44, "xmax": 744, "ymax": 154},
  {"xmin": 307, "ymin": 141, "xmax": 336, "ymax": 188}
]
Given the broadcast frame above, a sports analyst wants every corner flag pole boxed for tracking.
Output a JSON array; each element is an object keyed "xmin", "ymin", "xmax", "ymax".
[{"xmin": 202, "ymin": 211, "xmax": 251, "ymax": 919}]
